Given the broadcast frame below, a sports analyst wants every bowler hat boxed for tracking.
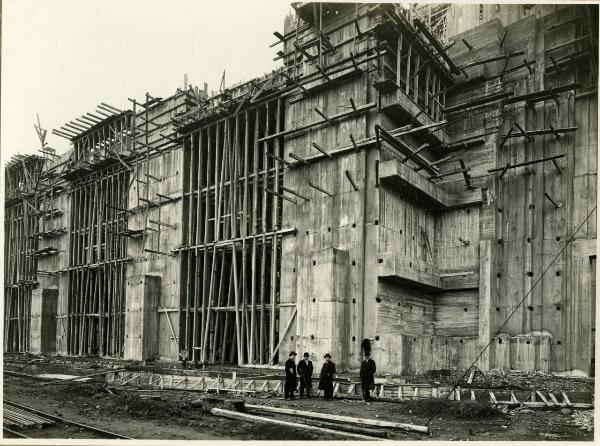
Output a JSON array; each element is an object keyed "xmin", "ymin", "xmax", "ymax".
[
  {"xmin": 324, "ymin": 353, "xmax": 332, "ymax": 358},
  {"xmin": 303, "ymin": 352, "xmax": 309, "ymax": 358},
  {"xmin": 289, "ymin": 351, "xmax": 297, "ymax": 356}
]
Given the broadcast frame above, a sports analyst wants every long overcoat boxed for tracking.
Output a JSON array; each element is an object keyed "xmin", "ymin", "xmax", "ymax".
[
  {"xmin": 285, "ymin": 358, "xmax": 297, "ymax": 388},
  {"xmin": 318, "ymin": 361, "xmax": 336, "ymax": 390},
  {"xmin": 359, "ymin": 358, "xmax": 376, "ymax": 390}
]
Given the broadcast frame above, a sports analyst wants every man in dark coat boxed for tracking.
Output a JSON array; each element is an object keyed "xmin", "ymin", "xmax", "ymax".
[
  {"xmin": 360, "ymin": 351, "xmax": 376, "ymax": 401},
  {"xmin": 297, "ymin": 352, "xmax": 313, "ymax": 398},
  {"xmin": 284, "ymin": 351, "xmax": 297, "ymax": 400},
  {"xmin": 318, "ymin": 353, "xmax": 336, "ymax": 400}
]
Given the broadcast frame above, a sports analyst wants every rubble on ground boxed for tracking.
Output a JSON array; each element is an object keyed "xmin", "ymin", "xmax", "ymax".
[
  {"xmin": 404, "ymin": 368, "xmax": 594, "ymax": 392},
  {"xmin": 571, "ymin": 410, "xmax": 594, "ymax": 432}
]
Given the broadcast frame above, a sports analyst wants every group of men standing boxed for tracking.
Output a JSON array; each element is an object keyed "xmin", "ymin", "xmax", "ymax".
[{"xmin": 284, "ymin": 351, "xmax": 376, "ymax": 402}]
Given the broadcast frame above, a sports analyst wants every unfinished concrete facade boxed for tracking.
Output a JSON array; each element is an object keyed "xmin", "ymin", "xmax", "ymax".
[{"xmin": 4, "ymin": 3, "xmax": 597, "ymax": 377}]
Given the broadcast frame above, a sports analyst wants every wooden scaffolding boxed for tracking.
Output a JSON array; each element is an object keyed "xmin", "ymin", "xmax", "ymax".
[
  {"xmin": 66, "ymin": 166, "xmax": 130, "ymax": 356},
  {"xmin": 61, "ymin": 106, "xmax": 135, "ymax": 357},
  {"xmin": 4, "ymin": 155, "xmax": 45, "ymax": 352},
  {"xmin": 178, "ymin": 97, "xmax": 286, "ymax": 365}
]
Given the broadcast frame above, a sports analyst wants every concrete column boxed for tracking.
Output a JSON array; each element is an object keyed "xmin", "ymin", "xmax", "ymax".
[
  {"xmin": 29, "ymin": 288, "xmax": 58, "ymax": 354},
  {"xmin": 565, "ymin": 256, "xmax": 596, "ymax": 375},
  {"xmin": 292, "ymin": 247, "xmax": 349, "ymax": 372},
  {"xmin": 124, "ymin": 275, "xmax": 161, "ymax": 361},
  {"xmin": 478, "ymin": 240, "xmax": 493, "ymax": 370},
  {"xmin": 359, "ymin": 149, "xmax": 381, "ymax": 370},
  {"xmin": 29, "ymin": 288, "xmax": 42, "ymax": 354}
]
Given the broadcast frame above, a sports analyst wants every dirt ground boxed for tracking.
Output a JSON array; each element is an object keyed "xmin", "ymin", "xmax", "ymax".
[{"xmin": 3, "ymin": 374, "xmax": 594, "ymax": 441}]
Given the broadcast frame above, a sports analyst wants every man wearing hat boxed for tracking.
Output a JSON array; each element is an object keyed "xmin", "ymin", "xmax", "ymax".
[
  {"xmin": 360, "ymin": 351, "xmax": 376, "ymax": 401},
  {"xmin": 318, "ymin": 353, "xmax": 336, "ymax": 400},
  {"xmin": 284, "ymin": 351, "xmax": 298, "ymax": 400},
  {"xmin": 297, "ymin": 352, "xmax": 313, "ymax": 398}
]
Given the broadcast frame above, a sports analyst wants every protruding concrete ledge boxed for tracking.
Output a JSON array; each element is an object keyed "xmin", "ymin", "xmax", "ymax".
[
  {"xmin": 440, "ymin": 269, "xmax": 479, "ymax": 290},
  {"xmin": 380, "ymin": 90, "xmax": 449, "ymax": 146},
  {"xmin": 379, "ymin": 159, "xmax": 483, "ymax": 210},
  {"xmin": 571, "ymin": 238, "xmax": 596, "ymax": 258},
  {"xmin": 377, "ymin": 251, "xmax": 441, "ymax": 290},
  {"xmin": 378, "ymin": 252, "xmax": 480, "ymax": 291}
]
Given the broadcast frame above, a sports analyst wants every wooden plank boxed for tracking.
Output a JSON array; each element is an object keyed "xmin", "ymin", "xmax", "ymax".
[
  {"xmin": 269, "ymin": 98, "xmax": 282, "ymax": 363},
  {"xmin": 258, "ymin": 101, "xmax": 270, "ymax": 364},
  {"xmin": 244, "ymin": 404, "xmax": 430, "ymax": 434},
  {"xmin": 269, "ymin": 308, "xmax": 297, "ymax": 363},
  {"xmin": 397, "ymin": 34, "xmax": 403, "ymax": 88},
  {"xmin": 413, "ymin": 53, "xmax": 420, "ymax": 103},
  {"xmin": 248, "ymin": 151, "xmax": 257, "ymax": 363},
  {"xmin": 210, "ymin": 408, "xmax": 381, "ymax": 440},
  {"xmin": 232, "ymin": 247, "xmax": 242, "ymax": 364},
  {"xmin": 405, "ymin": 42, "xmax": 412, "ymax": 95},
  {"xmin": 40, "ymin": 368, "xmax": 127, "ymax": 386},
  {"xmin": 194, "ymin": 130, "xmax": 205, "ymax": 359},
  {"xmin": 536, "ymin": 391, "xmax": 551, "ymax": 406}
]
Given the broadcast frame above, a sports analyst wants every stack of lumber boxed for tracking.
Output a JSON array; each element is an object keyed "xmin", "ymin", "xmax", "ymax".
[{"xmin": 3, "ymin": 403, "xmax": 55, "ymax": 429}]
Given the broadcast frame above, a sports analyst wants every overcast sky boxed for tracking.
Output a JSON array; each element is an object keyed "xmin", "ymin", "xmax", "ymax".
[{"xmin": 1, "ymin": 0, "xmax": 294, "ymax": 163}]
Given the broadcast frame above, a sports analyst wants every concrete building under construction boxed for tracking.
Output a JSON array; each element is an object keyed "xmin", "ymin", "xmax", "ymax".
[{"xmin": 4, "ymin": 2, "xmax": 598, "ymax": 378}]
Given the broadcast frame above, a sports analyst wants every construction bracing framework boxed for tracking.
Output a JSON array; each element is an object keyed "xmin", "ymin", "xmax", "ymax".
[
  {"xmin": 71, "ymin": 111, "xmax": 134, "ymax": 165},
  {"xmin": 55, "ymin": 104, "xmax": 136, "ymax": 357},
  {"xmin": 413, "ymin": 4, "xmax": 452, "ymax": 44},
  {"xmin": 178, "ymin": 97, "xmax": 286, "ymax": 365},
  {"xmin": 4, "ymin": 155, "xmax": 46, "ymax": 352},
  {"xmin": 4, "ymin": 200, "xmax": 38, "ymax": 352},
  {"xmin": 56, "ymin": 90, "xmax": 193, "ymax": 357},
  {"xmin": 66, "ymin": 166, "xmax": 130, "ymax": 357}
]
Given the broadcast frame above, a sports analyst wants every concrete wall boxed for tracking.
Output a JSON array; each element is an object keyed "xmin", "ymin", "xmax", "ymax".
[
  {"xmin": 445, "ymin": 4, "xmax": 569, "ymax": 39},
  {"xmin": 288, "ymin": 4, "xmax": 594, "ymax": 376},
  {"xmin": 124, "ymin": 275, "xmax": 160, "ymax": 360},
  {"xmin": 447, "ymin": 7, "xmax": 598, "ymax": 375},
  {"xmin": 33, "ymin": 151, "xmax": 72, "ymax": 355},
  {"xmin": 30, "ymin": 288, "xmax": 57, "ymax": 354},
  {"xmin": 30, "ymin": 95, "xmax": 186, "ymax": 361},
  {"xmin": 278, "ymin": 3, "xmax": 380, "ymax": 372},
  {"xmin": 291, "ymin": 247, "xmax": 350, "ymax": 372},
  {"xmin": 125, "ymin": 98, "xmax": 185, "ymax": 361}
]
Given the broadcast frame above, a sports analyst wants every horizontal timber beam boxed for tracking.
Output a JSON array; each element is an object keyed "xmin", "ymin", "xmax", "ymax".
[{"xmin": 488, "ymin": 154, "xmax": 564, "ymax": 174}]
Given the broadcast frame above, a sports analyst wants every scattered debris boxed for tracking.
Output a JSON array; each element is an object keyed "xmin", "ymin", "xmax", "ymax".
[
  {"xmin": 571, "ymin": 411, "xmax": 594, "ymax": 432},
  {"xmin": 413, "ymin": 368, "xmax": 593, "ymax": 393}
]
